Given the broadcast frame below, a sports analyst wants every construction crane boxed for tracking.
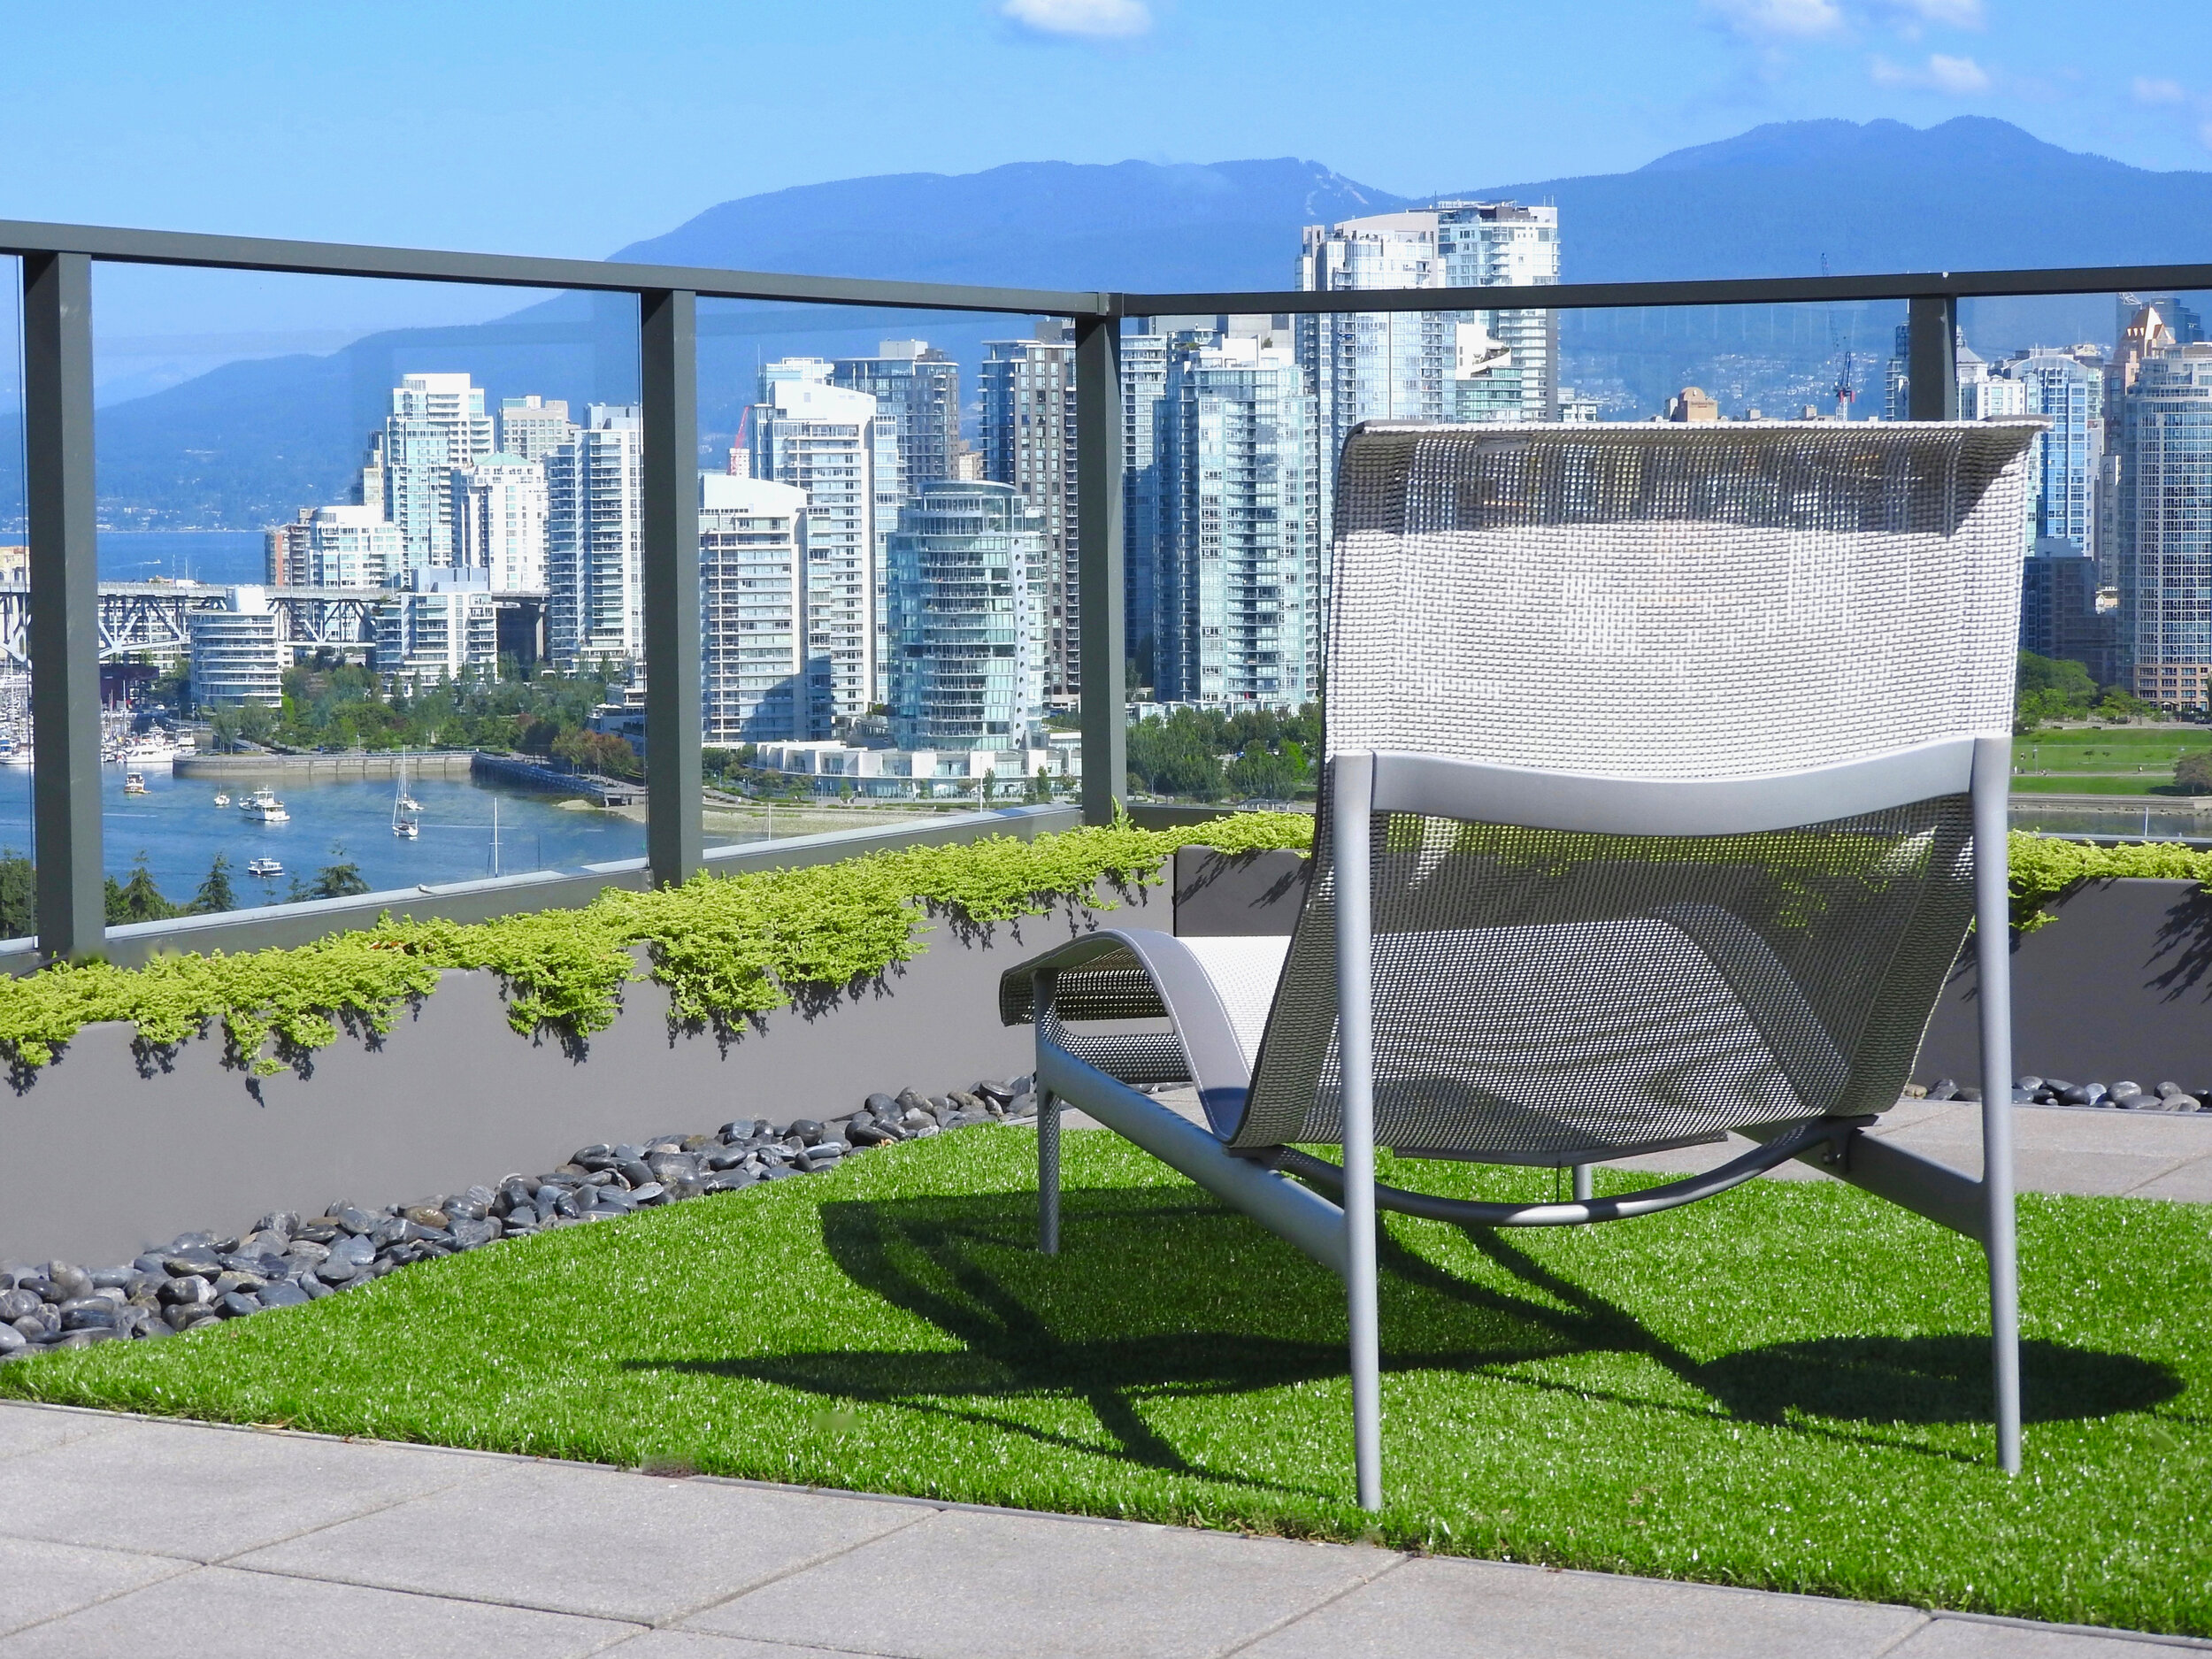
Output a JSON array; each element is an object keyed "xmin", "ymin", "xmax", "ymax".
[{"xmin": 1833, "ymin": 348, "xmax": 1858, "ymax": 420}]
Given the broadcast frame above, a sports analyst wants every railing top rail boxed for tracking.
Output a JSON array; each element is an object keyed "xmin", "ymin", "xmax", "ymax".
[
  {"xmin": 5, "ymin": 215, "xmax": 2208, "ymax": 322},
  {"xmin": 0, "ymin": 217, "xmax": 1111, "ymax": 318},
  {"xmin": 1123, "ymin": 261, "xmax": 2212, "ymax": 319}
]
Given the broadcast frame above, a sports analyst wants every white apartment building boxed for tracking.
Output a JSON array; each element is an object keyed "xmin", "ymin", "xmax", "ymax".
[
  {"xmin": 887, "ymin": 480, "xmax": 1046, "ymax": 752},
  {"xmin": 980, "ymin": 324, "xmax": 1079, "ymax": 703},
  {"xmin": 383, "ymin": 373, "xmax": 496, "ymax": 571},
  {"xmin": 374, "ymin": 570, "xmax": 500, "ymax": 689},
  {"xmin": 497, "ymin": 395, "xmax": 576, "ymax": 462},
  {"xmin": 452, "ymin": 454, "xmax": 549, "ymax": 592},
  {"xmin": 1297, "ymin": 204, "xmax": 1560, "ymax": 501},
  {"xmin": 743, "ymin": 369, "xmax": 896, "ymax": 733},
  {"xmin": 1155, "ymin": 334, "xmax": 1324, "ymax": 710},
  {"xmin": 545, "ymin": 405, "xmax": 644, "ymax": 672},
  {"xmin": 699, "ymin": 472, "xmax": 809, "ymax": 745},
  {"xmin": 188, "ymin": 587, "xmax": 284, "ymax": 707},
  {"xmin": 307, "ymin": 504, "xmax": 402, "ymax": 588},
  {"xmin": 1435, "ymin": 199, "xmax": 1559, "ymax": 419}
]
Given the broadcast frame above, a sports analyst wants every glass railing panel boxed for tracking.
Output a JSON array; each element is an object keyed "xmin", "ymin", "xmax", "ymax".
[
  {"xmin": 0, "ymin": 256, "xmax": 31, "ymax": 940},
  {"xmin": 88, "ymin": 264, "xmax": 650, "ymax": 915},
  {"xmin": 1118, "ymin": 288, "xmax": 2212, "ymax": 844},
  {"xmin": 695, "ymin": 296, "xmax": 1078, "ymax": 846}
]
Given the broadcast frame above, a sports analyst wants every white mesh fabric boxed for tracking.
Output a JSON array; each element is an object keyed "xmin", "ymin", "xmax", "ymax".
[
  {"xmin": 1179, "ymin": 935, "xmax": 1293, "ymax": 1069},
  {"xmin": 1326, "ymin": 422, "xmax": 2039, "ymax": 776}
]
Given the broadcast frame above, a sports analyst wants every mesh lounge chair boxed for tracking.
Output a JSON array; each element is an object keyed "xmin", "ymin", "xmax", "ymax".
[{"xmin": 1002, "ymin": 419, "xmax": 2041, "ymax": 1509}]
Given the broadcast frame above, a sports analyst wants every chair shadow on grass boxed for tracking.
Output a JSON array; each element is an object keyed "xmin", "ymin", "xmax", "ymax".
[{"xmin": 633, "ymin": 1184, "xmax": 2182, "ymax": 1491}]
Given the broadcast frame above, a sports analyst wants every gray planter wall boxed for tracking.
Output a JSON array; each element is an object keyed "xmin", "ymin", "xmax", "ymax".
[
  {"xmin": 2, "ymin": 884, "xmax": 1162, "ymax": 1267},
  {"xmin": 1916, "ymin": 878, "xmax": 2212, "ymax": 1092}
]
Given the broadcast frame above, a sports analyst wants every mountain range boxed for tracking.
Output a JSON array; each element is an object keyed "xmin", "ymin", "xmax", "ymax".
[{"xmin": 15, "ymin": 117, "xmax": 2212, "ymax": 531}]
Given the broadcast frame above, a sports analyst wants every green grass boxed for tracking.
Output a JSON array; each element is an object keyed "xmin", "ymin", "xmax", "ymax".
[
  {"xmin": 5, "ymin": 1130, "xmax": 2208, "ymax": 1635},
  {"xmin": 2008, "ymin": 775, "xmax": 2196, "ymax": 796},
  {"xmin": 2022, "ymin": 728, "xmax": 2212, "ymax": 748}
]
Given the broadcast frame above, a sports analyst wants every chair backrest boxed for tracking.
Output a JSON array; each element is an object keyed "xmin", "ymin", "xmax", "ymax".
[{"xmin": 1232, "ymin": 420, "xmax": 2039, "ymax": 1159}]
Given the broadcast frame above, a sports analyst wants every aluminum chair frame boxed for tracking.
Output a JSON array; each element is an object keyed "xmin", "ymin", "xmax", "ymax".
[{"xmin": 1016, "ymin": 733, "xmax": 2018, "ymax": 1511}]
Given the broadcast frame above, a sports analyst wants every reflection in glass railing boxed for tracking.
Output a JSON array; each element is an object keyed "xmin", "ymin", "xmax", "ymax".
[{"xmin": 695, "ymin": 298, "xmax": 1083, "ymax": 814}]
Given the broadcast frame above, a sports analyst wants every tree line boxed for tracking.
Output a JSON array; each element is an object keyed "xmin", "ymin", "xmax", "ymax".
[{"xmin": 0, "ymin": 846, "xmax": 374, "ymax": 937}]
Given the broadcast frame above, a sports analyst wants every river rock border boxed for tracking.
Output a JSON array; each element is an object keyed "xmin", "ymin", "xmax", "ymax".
[{"xmin": 0, "ymin": 1078, "xmax": 1036, "ymax": 1363}]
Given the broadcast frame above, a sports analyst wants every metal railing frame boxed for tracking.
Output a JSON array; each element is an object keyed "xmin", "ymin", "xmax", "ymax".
[{"xmin": 8, "ymin": 213, "xmax": 2208, "ymax": 960}]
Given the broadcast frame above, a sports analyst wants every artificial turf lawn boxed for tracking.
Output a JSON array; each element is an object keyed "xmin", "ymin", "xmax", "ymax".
[{"xmin": 4, "ymin": 1130, "xmax": 2208, "ymax": 1636}]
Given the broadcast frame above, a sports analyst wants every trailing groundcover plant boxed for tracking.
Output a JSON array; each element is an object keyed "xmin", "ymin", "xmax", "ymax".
[
  {"xmin": 0, "ymin": 818, "xmax": 2186, "ymax": 1081},
  {"xmin": 0, "ymin": 814, "xmax": 1312, "ymax": 1079}
]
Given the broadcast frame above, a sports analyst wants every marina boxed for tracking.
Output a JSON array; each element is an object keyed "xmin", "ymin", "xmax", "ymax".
[{"xmin": 0, "ymin": 764, "xmax": 649, "ymax": 905}]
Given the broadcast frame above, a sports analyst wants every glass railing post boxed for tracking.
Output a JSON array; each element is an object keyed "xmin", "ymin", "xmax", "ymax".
[
  {"xmin": 1907, "ymin": 293, "xmax": 1961, "ymax": 421},
  {"xmin": 1074, "ymin": 311, "xmax": 1125, "ymax": 826},
  {"xmin": 21, "ymin": 251, "xmax": 105, "ymax": 959},
  {"xmin": 641, "ymin": 287, "xmax": 702, "ymax": 886}
]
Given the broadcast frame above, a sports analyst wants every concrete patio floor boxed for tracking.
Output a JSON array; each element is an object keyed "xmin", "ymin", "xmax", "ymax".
[{"xmin": 0, "ymin": 1400, "xmax": 2204, "ymax": 1657}]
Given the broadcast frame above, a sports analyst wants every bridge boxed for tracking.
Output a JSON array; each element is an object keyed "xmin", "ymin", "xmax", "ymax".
[{"xmin": 0, "ymin": 583, "xmax": 549, "ymax": 670}]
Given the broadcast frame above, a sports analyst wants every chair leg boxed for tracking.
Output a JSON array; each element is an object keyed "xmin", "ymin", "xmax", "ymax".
[
  {"xmin": 1038, "ymin": 1090, "xmax": 1061, "ymax": 1256},
  {"xmin": 1971, "ymin": 733, "xmax": 2022, "ymax": 1474},
  {"xmin": 1347, "ymin": 1225, "xmax": 1382, "ymax": 1513}
]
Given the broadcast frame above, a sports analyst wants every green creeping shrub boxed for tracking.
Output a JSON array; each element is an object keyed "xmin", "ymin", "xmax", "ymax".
[
  {"xmin": 2007, "ymin": 830, "xmax": 2212, "ymax": 932},
  {"xmin": 0, "ymin": 815, "xmax": 1313, "ymax": 1079}
]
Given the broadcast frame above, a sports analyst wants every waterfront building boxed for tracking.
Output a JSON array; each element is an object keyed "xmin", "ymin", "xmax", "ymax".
[
  {"xmin": 2003, "ymin": 348, "xmax": 2104, "ymax": 561},
  {"xmin": 743, "ymin": 368, "xmax": 896, "ymax": 731},
  {"xmin": 307, "ymin": 504, "xmax": 402, "ymax": 588},
  {"xmin": 1121, "ymin": 323, "xmax": 1173, "ymax": 683},
  {"xmin": 1298, "ymin": 211, "xmax": 1449, "ymax": 472},
  {"xmin": 374, "ymin": 569, "xmax": 500, "ymax": 689},
  {"xmin": 382, "ymin": 373, "xmax": 496, "ymax": 571},
  {"xmin": 188, "ymin": 587, "xmax": 284, "ymax": 708},
  {"xmin": 452, "ymin": 454, "xmax": 549, "ymax": 592},
  {"xmin": 751, "ymin": 736, "xmax": 1076, "ymax": 801},
  {"xmin": 980, "ymin": 323, "xmax": 1079, "ymax": 703},
  {"xmin": 355, "ymin": 430, "xmax": 385, "ymax": 518},
  {"xmin": 833, "ymin": 342, "xmax": 961, "ymax": 493},
  {"xmin": 545, "ymin": 405, "xmax": 644, "ymax": 672},
  {"xmin": 1154, "ymin": 334, "xmax": 1323, "ymax": 710},
  {"xmin": 1434, "ymin": 199, "xmax": 1559, "ymax": 419},
  {"xmin": 2115, "ymin": 342, "xmax": 2212, "ymax": 707},
  {"xmin": 497, "ymin": 396, "xmax": 576, "ymax": 463},
  {"xmin": 264, "ymin": 509, "xmax": 313, "ymax": 586},
  {"xmin": 887, "ymin": 480, "xmax": 1045, "ymax": 753},
  {"xmin": 699, "ymin": 472, "xmax": 809, "ymax": 745},
  {"xmin": 2020, "ymin": 541, "xmax": 2116, "ymax": 683}
]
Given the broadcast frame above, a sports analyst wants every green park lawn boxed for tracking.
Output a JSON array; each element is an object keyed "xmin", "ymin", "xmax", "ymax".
[
  {"xmin": 2014, "ymin": 727, "xmax": 2212, "ymax": 794},
  {"xmin": 4, "ymin": 1129, "xmax": 2208, "ymax": 1636}
]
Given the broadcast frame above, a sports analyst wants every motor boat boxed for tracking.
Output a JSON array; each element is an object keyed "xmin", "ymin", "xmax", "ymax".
[
  {"xmin": 213, "ymin": 793, "xmax": 231, "ymax": 807},
  {"xmin": 239, "ymin": 787, "xmax": 289, "ymax": 824},
  {"xmin": 245, "ymin": 857, "xmax": 283, "ymax": 879},
  {"xmin": 122, "ymin": 772, "xmax": 147, "ymax": 795}
]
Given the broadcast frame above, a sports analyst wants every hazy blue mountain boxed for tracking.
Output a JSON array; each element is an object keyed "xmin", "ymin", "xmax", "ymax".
[
  {"xmin": 613, "ymin": 157, "xmax": 1408, "ymax": 291},
  {"xmin": 1455, "ymin": 116, "xmax": 2212, "ymax": 409},
  {"xmin": 24, "ymin": 122, "xmax": 2212, "ymax": 529}
]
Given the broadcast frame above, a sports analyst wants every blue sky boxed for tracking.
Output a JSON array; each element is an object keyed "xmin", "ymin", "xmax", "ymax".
[{"xmin": 0, "ymin": 0, "xmax": 2204, "ymax": 348}]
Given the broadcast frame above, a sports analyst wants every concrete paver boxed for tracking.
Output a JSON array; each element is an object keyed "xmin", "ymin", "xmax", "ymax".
[
  {"xmin": 0, "ymin": 1407, "xmax": 127, "ymax": 1466},
  {"xmin": 0, "ymin": 1403, "xmax": 2201, "ymax": 1657},
  {"xmin": 0, "ymin": 1414, "xmax": 490, "ymax": 1559},
  {"xmin": 682, "ymin": 1506, "xmax": 1401, "ymax": 1659},
  {"xmin": 0, "ymin": 1536, "xmax": 190, "ymax": 1640},
  {"xmin": 1233, "ymin": 1555, "xmax": 1925, "ymax": 1659},
  {"xmin": 235, "ymin": 1458, "xmax": 931, "ymax": 1623},
  {"xmin": 1888, "ymin": 1615, "xmax": 2206, "ymax": 1656},
  {"xmin": 0, "ymin": 1565, "xmax": 635, "ymax": 1658}
]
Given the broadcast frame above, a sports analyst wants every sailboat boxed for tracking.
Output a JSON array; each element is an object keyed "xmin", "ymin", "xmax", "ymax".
[{"xmin": 392, "ymin": 759, "xmax": 420, "ymax": 840}]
